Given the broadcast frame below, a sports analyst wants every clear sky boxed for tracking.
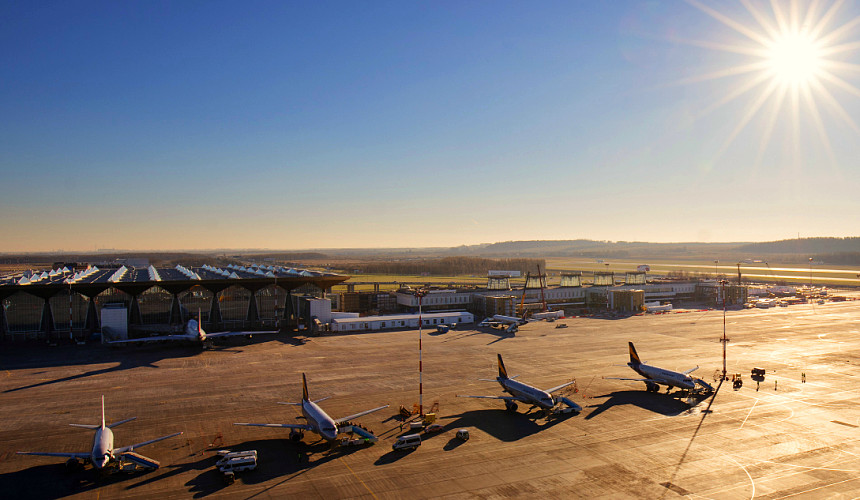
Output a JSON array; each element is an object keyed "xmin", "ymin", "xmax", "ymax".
[{"xmin": 2, "ymin": 1, "xmax": 859, "ymax": 252}]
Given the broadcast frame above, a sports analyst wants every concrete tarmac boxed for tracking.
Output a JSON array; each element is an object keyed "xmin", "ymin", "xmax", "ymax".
[{"xmin": 3, "ymin": 299, "xmax": 860, "ymax": 498}]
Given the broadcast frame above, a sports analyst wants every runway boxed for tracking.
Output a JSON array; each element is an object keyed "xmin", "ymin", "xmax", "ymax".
[{"xmin": 3, "ymin": 299, "xmax": 860, "ymax": 498}]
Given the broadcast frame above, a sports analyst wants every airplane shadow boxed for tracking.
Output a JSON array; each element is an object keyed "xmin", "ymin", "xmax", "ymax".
[
  {"xmin": 273, "ymin": 335, "xmax": 308, "ymax": 347},
  {"xmin": 0, "ymin": 333, "xmax": 309, "ymax": 394},
  {"xmin": 183, "ymin": 438, "xmax": 361, "ymax": 498},
  {"xmin": 584, "ymin": 390, "xmax": 710, "ymax": 420},
  {"xmin": 434, "ymin": 408, "xmax": 570, "ymax": 443},
  {"xmin": 441, "ymin": 329, "xmax": 513, "ymax": 346},
  {"xmin": 0, "ymin": 344, "xmax": 206, "ymax": 394},
  {"xmin": 0, "ymin": 461, "xmax": 157, "ymax": 499}
]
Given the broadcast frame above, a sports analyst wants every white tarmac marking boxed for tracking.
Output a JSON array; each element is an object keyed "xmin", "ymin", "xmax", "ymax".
[
  {"xmin": 772, "ymin": 477, "xmax": 860, "ymax": 499},
  {"xmin": 725, "ymin": 454, "xmax": 755, "ymax": 500},
  {"xmin": 739, "ymin": 399, "xmax": 757, "ymax": 429}
]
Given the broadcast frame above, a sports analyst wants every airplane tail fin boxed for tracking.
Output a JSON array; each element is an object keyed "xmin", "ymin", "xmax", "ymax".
[
  {"xmin": 101, "ymin": 395, "xmax": 106, "ymax": 429},
  {"xmin": 302, "ymin": 373, "xmax": 309, "ymax": 401},
  {"xmin": 184, "ymin": 308, "xmax": 206, "ymax": 339},
  {"xmin": 628, "ymin": 342, "xmax": 641, "ymax": 366},
  {"xmin": 497, "ymin": 354, "xmax": 508, "ymax": 379}
]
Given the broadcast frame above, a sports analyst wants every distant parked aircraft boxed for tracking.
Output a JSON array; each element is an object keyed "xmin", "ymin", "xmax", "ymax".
[
  {"xmin": 234, "ymin": 373, "xmax": 388, "ymax": 443},
  {"xmin": 17, "ymin": 396, "xmax": 181, "ymax": 471},
  {"xmin": 605, "ymin": 342, "xmax": 713, "ymax": 394},
  {"xmin": 457, "ymin": 354, "xmax": 581, "ymax": 415},
  {"xmin": 105, "ymin": 311, "xmax": 278, "ymax": 346}
]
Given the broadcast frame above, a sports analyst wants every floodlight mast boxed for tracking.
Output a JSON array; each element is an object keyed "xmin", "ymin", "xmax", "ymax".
[
  {"xmin": 720, "ymin": 279, "xmax": 730, "ymax": 380},
  {"xmin": 415, "ymin": 288, "xmax": 427, "ymax": 417}
]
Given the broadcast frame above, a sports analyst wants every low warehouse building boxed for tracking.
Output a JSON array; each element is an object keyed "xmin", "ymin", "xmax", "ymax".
[{"xmin": 331, "ymin": 312, "xmax": 474, "ymax": 333}]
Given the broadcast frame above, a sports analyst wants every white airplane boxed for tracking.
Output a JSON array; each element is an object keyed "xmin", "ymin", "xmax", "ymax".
[
  {"xmin": 478, "ymin": 317, "xmax": 519, "ymax": 333},
  {"xmin": 234, "ymin": 373, "xmax": 389, "ymax": 443},
  {"xmin": 105, "ymin": 313, "xmax": 278, "ymax": 346},
  {"xmin": 605, "ymin": 342, "xmax": 713, "ymax": 394},
  {"xmin": 17, "ymin": 396, "xmax": 182, "ymax": 471},
  {"xmin": 457, "ymin": 354, "xmax": 581, "ymax": 415}
]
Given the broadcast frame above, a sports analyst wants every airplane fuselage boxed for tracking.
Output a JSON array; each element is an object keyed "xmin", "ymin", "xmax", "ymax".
[
  {"xmin": 499, "ymin": 378, "xmax": 555, "ymax": 410},
  {"xmin": 91, "ymin": 427, "xmax": 114, "ymax": 469},
  {"xmin": 630, "ymin": 363, "xmax": 695, "ymax": 390},
  {"xmin": 302, "ymin": 400, "xmax": 338, "ymax": 441}
]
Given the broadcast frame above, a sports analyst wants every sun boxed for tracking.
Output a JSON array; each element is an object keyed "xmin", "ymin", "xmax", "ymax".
[
  {"xmin": 681, "ymin": 0, "xmax": 860, "ymax": 164},
  {"xmin": 765, "ymin": 30, "xmax": 822, "ymax": 86}
]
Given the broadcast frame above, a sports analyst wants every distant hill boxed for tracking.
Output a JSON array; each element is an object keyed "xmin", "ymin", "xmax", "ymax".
[
  {"xmin": 735, "ymin": 237, "xmax": 860, "ymax": 254},
  {"xmin": 440, "ymin": 238, "xmax": 860, "ymax": 266},
  {"xmin": 4, "ymin": 237, "xmax": 860, "ymax": 267},
  {"xmin": 445, "ymin": 239, "xmax": 743, "ymax": 259}
]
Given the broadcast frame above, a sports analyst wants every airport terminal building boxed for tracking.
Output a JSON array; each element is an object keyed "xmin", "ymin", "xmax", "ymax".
[
  {"xmin": 1, "ymin": 263, "xmax": 748, "ymax": 341},
  {"xmin": 0, "ymin": 263, "xmax": 348, "ymax": 342}
]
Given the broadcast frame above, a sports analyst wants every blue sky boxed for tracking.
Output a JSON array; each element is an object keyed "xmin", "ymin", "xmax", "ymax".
[{"xmin": 2, "ymin": 1, "xmax": 859, "ymax": 251}]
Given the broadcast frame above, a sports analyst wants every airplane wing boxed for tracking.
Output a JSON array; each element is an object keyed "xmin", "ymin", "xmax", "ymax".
[
  {"xmin": 17, "ymin": 451, "xmax": 90, "ymax": 459},
  {"xmin": 108, "ymin": 417, "xmax": 137, "ymax": 429},
  {"xmin": 604, "ymin": 377, "xmax": 657, "ymax": 382},
  {"xmin": 233, "ymin": 423, "xmax": 313, "ymax": 431},
  {"xmin": 683, "ymin": 366, "xmax": 699, "ymax": 375},
  {"xmin": 334, "ymin": 405, "xmax": 389, "ymax": 425},
  {"xmin": 478, "ymin": 375, "xmax": 518, "ymax": 382},
  {"xmin": 456, "ymin": 395, "xmax": 518, "ymax": 401},
  {"xmin": 105, "ymin": 335, "xmax": 192, "ymax": 344},
  {"xmin": 544, "ymin": 380, "xmax": 577, "ymax": 394},
  {"xmin": 115, "ymin": 431, "xmax": 183, "ymax": 454},
  {"xmin": 204, "ymin": 330, "xmax": 279, "ymax": 338}
]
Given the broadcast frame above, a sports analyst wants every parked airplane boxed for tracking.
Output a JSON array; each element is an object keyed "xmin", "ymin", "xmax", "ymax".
[
  {"xmin": 17, "ymin": 396, "xmax": 182, "ymax": 471},
  {"xmin": 457, "ymin": 354, "xmax": 581, "ymax": 415},
  {"xmin": 234, "ymin": 373, "xmax": 389, "ymax": 443},
  {"xmin": 105, "ymin": 312, "xmax": 278, "ymax": 346},
  {"xmin": 605, "ymin": 342, "xmax": 713, "ymax": 394}
]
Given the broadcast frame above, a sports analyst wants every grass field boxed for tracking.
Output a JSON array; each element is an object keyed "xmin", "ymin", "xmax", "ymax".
[{"xmin": 329, "ymin": 259, "xmax": 860, "ymax": 289}]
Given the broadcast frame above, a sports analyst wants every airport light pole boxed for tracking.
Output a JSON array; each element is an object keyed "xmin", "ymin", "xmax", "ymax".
[
  {"xmin": 416, "ymin": 289, "xmax": 427, "ymax": 417},
  {"xmin": 69, "ymin": 279, "xmax": 73, "ymax": 341},
  {"xmin": 808, "ymin": 257, "xmax": 813, "ymax": 289},
  {"xmin": 714, "ymin": 260, "xmax": 718, "ymax": 279},
  {"xmin": 720, "ymin": 280, "xmax": 730, "ymax": 380}
]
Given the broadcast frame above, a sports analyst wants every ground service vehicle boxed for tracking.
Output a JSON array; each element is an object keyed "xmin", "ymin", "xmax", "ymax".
[
  {"xmin": 216, "ymin": 450, "xmax": 257, "ymax": 484},
  {"xmin": 392, "ymin": 434, "xmax": 421, "ymax": 451}
]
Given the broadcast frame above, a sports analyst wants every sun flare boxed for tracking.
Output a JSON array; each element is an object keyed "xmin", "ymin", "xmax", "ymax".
[
  {"xmin": 765, "ymin": 31, "xmax": 822, "ymax": 86},
  {"xmin": 683, "ymin": 0, "xmax": 860, "ymax": 165}
]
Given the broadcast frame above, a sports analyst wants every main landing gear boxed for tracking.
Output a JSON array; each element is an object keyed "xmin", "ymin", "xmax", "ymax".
[
  {"xmin": 65, "ymin": 458, "xmax": 85, "ymax": 472},
  {"xmin": 289, "ymin": 430, "xmax": 305, "ymax": 442}
]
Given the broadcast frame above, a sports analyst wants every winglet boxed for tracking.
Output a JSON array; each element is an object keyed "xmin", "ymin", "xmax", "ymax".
[
  {"xmin": 497, "ymin": 354, "xmax": 508, "ymax": 379},
  {"xmin": 302, "ymin": 373, "xmax": 309, "ymax": 401},
  {"xmin": 628, "ymin": 342, "xmax": 641, "ymax": 366},
  {"xmin": 101, "ymin": 395, "xmax": 106, "ymax": 429}
]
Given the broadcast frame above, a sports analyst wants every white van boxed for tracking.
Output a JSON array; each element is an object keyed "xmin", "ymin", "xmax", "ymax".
[
  {"xmin": 216, "ymin": 450, "xmax": 258, "ymax": 473},
  {"xmin": 392, "ymin": 434, "xmax": 421, "ymax": 451}
]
